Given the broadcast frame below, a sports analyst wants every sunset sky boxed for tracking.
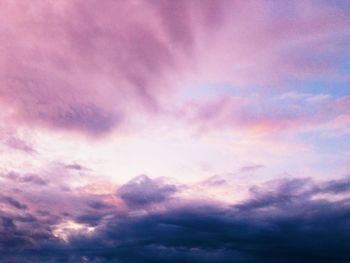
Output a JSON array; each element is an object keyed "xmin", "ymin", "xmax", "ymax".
[{"xmin": 0, "ymin": 1, "xmax": 350, "ymax": 262}]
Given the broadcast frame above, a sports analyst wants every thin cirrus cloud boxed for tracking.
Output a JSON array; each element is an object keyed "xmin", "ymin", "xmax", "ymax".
[
  {"xmin": 184, "ymin": 92, "xmax": 350, "ymax": 135},
  {"xmin": 0, "ymin": 0, "xmax": 349, "ymax": 135},
  {"xmin": 0, "ymin": 126, "xmax": 36, "ymax": 153}
]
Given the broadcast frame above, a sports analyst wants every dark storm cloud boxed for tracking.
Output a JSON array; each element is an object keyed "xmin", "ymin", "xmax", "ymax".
[
  {"xmin": 320, "ymin": 177, "xmax": 350, "ymax": 194},
  {"xmin": 0, "ymin": 211, "xmax": 53, "ymax": 254},
  {"xmin": 235, "ymin": 177, "xmax": 313, "ymax": 211},
  {"xmin": 1, "ymin": 176, "xmax": 350, "ymax": 262}
]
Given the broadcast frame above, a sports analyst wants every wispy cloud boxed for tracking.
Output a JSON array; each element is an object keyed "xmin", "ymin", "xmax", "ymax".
[{"xmin": 0, "ymin": 0, "xmax": 349, "ymax": 136}]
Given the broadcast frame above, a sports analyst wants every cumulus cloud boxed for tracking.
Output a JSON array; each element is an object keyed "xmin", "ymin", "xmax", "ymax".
[
  {"xmin": 117, "ymin": 175, "xmax": 177, "ymax": 208},
  {"xmin": 1, "ymin": 174, "xmax": 350, "ymax": 262}
]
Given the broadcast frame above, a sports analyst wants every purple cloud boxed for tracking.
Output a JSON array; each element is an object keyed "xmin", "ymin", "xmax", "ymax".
[
  {"xmin": 117, "ymin": 175, "xmax": 177, "ymax": 208},
  {"xmin": 1, "ymin": 174, "xmax": 350, "ymax": 262},
  {"xmin": 0, "ymin": 0, "xmax": 349, "ymax": 136}
]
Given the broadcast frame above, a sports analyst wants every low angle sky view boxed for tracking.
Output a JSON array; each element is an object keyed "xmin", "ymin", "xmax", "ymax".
[{"xmin": 0, "ymin": 0, "xmax": 350, "ymax": 262}]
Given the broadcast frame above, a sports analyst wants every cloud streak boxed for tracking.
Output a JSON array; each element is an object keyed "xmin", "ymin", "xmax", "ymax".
[{"xmin": 0, "ymin": 0, "xmax": 349, "ymax": 136}]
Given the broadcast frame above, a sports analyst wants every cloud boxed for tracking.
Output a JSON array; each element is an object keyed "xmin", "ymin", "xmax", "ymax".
[
  {"xmin": 117, "ymin": 175, "xmax": 177, "ymax": 208},
  {"xmin": 239, "ymin": 164, "xmax": 264, "ymax": 173},
  {"xmin": 0, "ymin": 0, "xmax": 181, "ymax": 135},
  {"xmin": 0, "ymin": 196, "xmax": 27, "ymax": 210},
  {"xmin": 1, "ymin": 174, "xmax": 350, "ymax": 262},
  {"xmin": 0, "ymin": 1, "xmax": 349, "ymax": 136},
  {"xmin": 64, "ymin": 163, "xmax": 86, "ymax": 171},
  {"xmin": 320, "ymin": 177, "xmax": 350, "ymax": 194},
  {"xmin": 3, "ymin": 137, "xmax": 35, "ymax": 153},
  {"xmin": 0, "ymin": 0, "xmax": 229, "ymax": 136},
  {"xmin": 0, "ymin": 127, "xmax": 35, "ymax": 153},
  {"xmin": 184, "ymin": 93, "xmax": 350, "ymax": 135},
  {"xmin": 1, "ymin": 172, "xmax": 47, "ymax": 186}
]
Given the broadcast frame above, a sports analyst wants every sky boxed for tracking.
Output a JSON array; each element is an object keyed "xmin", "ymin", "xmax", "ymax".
[{"xmin": 0, "ymin": 0, "xmax": 350, "ymax": 262}]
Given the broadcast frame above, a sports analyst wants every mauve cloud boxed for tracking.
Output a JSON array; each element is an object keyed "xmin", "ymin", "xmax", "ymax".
[
  {"xmin": 183, "ymin": 93, "xmax": 350, "ymax": 135},
  {"xmin": 117, "ymin": 175, "xmax": 177, "ymax": 208},
  {"xmin": 2, "ymin": 172, "xmax": 47, "ymax": 186},
  {"xmin": 0, "ymin": 127, "xmax": 35, "ymax": 153},
  {"xmin": 1, "ymin": 174, "xmax": 350, "ymax": 262},
  {"xmin": 0, "ymin": 0, "xmax": 185, "ymax": 135},
  {"xmin": 0, "ymin": 1, "xmax": 349, "ymax": 136}
]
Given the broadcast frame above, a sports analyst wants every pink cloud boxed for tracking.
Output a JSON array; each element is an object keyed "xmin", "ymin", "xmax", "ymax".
[
  {"xmin": 184, "ymin": 94, "xmax": 350, "ymax": 135},
  {"xmin": 193, "ymin": 1, "xmax": 350, "ymax": 86},
  {"xmin": 0, "ymin": 127, "xmax": 35, "ymax": 153},
  {"xmin": 0, "ymin": 0, "xmax": 349, "ymax": 135},
  {"xmin": 0, "ymin": 0, "xmax": 190, "ymax": 135}
]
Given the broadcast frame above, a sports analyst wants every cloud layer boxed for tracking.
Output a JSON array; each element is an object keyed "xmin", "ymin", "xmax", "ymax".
[
  {"xmin": 0, "ymin": 0, "xmax": 349, "ymax": 136},
  {"xmin": 1, "ymin": 170, "xmax": 350, "ymax": 262},
  {"xmin": 1, "ymin": 1, "xmax": 350, "ymax": 262}
]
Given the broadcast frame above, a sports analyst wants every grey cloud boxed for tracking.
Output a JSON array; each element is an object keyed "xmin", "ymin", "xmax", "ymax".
[
  {"xmin": 1, "ymin": 175, "xmax": 350, "ymax": 262},
  {"xmin": 117, "ymin": 175, "xmax": 177, "ymax": 208}
]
